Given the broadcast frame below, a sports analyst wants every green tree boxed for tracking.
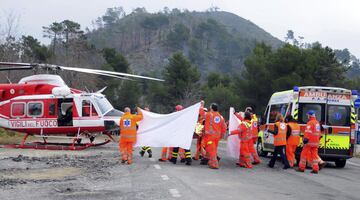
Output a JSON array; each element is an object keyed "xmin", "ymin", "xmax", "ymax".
[
  {"xmin": 163, "ymin": 52, "xmax": 200, "ymax": 107},
  {"xmin": 61, "ymin": 20, "xmax": 84, "ymax": 46},
  {"xmin": 102, "ymin": 7, "xmax": 125, "ymax": 25},
  {"xmin": 237, "ymin": 43, "xmax": 273, "ymax": 112},
  {"xmin": 238, "ymin": 42, "xmax": 349, "ymax": 113},
  {"xmin": 203, "ymin": 84, "xmax": 240, "ymax": 118},
  {"xmin": 102, "ymin": 48, "xmax": 130, "ymax": 72},
  {"xmin": 166, "ymin": 23, "xmax": 190, "ymax": 49},
  {"xmin": 101, "ymin": 48, "xmax": 141, "ymax": 110},
  {"xmin": 21, "ymin": 35, "xmax": 51, "ymax": 62},
  {"xmin": 42, "ymin": 22, "xmax": 63, "ymax": 54}
]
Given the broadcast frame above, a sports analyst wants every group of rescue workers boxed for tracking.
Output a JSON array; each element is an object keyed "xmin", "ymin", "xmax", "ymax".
[{"xmin": 118, "ymin": 100, "xmax": 326, "ymax": 174}]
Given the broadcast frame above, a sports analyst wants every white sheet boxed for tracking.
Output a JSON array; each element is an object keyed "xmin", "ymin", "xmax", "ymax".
[
  {"xmin": 134, "ymin": 102, "xmax": 201, "ymax": 149},
  {"xmin": 226, "ymin": 107, "xmax": 241, "ymax": 158}
]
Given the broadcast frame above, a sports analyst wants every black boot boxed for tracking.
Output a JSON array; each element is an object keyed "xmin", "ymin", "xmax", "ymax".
[
  {"xmin": 180, "ymin": 158, "xmax": 186, "ymax": 163},
  {"xmin": 200, "ymin": 158, "xmax": 209, "ymax": 165},
  {"xmin": 185, "ymin": 158, "xmax": 192, "ymax": 165},
  {"xmin": 139, "ymin": 151, "xmax": 145, "ymax": 157},
  {"xmin": 148, "ymin": 150, "xmax": 152, "ymax": 158},
  {"xmin": 170, "ymin": 157, "xmax": 177, "ymax": 164}
]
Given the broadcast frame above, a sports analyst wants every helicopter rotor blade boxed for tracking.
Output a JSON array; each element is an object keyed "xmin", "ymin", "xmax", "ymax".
[
  {"xmin": 0, "ymin": 62, "xmax": 34, "ymax": 71},
  {"xmin": 59, "ymin": 66, "xmax": 164, "ymax": 82},
  {"xmin": 0, "ymin": 62, "xmax": 164, "ymax": 82},
  {"xmin": 58, "ymin": 66, "xmax": 134, "ymax": 81},
  {"xmin": 0, "ymin": 62, "xmax": 34, "ymax": 67},
  {"xmin": 0, "ymin": 66, "xmax": 33, "ymax": 71}
]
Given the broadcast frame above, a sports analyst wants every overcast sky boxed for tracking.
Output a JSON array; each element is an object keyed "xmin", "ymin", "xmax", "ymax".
[{"xmin": 1, "ymin": 0, "xmax": 360, "ymax": 57}]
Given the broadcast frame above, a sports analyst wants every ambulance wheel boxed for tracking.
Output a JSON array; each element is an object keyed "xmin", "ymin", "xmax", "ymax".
[
  {"xmin": 256, "ymin": 138, "xmax": 268, "ymax": 157},
  {"xmin": 335, "ymin": 160, "xmax": 346, "ymax": 168}
]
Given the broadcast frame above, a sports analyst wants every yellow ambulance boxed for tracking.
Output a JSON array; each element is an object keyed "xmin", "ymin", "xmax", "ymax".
[{"xmin": 257, "ymin": 86, "xmax": 357, "ymax": 168}]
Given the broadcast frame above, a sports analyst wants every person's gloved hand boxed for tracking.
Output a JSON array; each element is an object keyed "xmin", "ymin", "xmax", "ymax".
[{"xmin": 303, "ymin": 138, "xmax": 309, "ymax": 144}]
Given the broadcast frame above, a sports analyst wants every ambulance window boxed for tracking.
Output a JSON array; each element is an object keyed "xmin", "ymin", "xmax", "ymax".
[
  {"xmin": 28, "ymin": 102, "xmax": 43, "ymax": 117},
  {"xmin": 327, "ymin": 105, "xmax": 350, "ymax": 126},
  {"xmin": 49, "ymin": 103, "xmax": 56, "ymax": 115},
  {"xmin": 269, "ymin": 104, "xmax": 288, "ymax": 123},
  {"xmin": 82, "ymin": 100, "xmax": 91, "ymax": 117},
  {"xmin": 11, "ymin": 103, "xmax": 25, "ymax": 117},
  {"xmin": 263, "ymin": 106, "xmax": 269, "ymax": 123},
  {"xmin": 286, "ymin": 103, "xmax": 293, "ymax": 117},
  {"xmin": 299, "ymin": 104, "xmax": 323, "ymax": 124}
]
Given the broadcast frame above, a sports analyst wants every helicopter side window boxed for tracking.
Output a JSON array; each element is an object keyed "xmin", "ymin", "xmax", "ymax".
[
  {"xmin": 11, "ymin": 102, "xmax": 26, "ymax": 117},
  {"xmin": 28, "ymin": 102, "xmax": 43, "ymax": 117}
]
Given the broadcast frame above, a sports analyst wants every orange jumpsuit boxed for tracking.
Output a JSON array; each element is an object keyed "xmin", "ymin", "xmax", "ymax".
[
  {"xmin": 248, "ymin": 115, "xmax": 261, "ymax": 164},
  {"xmin": 286, "ymin": 122, "xmax": 300, "ymax": 167},
  {"xmin": 194, "ymin": 118, "xmax": 205, "ymax": 160},
  {"xmin": 199, "ymin": 108, "xmax": 227, "ymax": 169},
  {"xmin": 299, "ymin": 117, "xmax": 321, "ymax": 172},
  {"xmin": 160, "ymin": 147, "xmax": 173, "ymax": 161},
  {"xmin": 119, "ymin": 111, "xmax": 143, "ymax": 164},
  {"xmin": 231, "ymin": 120, "xmax": 253, "ymax": 168}
]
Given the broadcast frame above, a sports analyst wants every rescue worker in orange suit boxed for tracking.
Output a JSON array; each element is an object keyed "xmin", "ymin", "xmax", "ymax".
[
  {"xmin": 139, "ymin": 107, "xmax": 152, "ymax": 158},
  {"xmin": 297, "ymin": 110, "xmax": 321, "ymax": 174},
  {"xmin": 285, "ymin": 115, "xmax": 300, "ymax": 167},
  {"xmin": 245, "ymin": 107, "xmax": 261, "ymax": 165},
  {"xmin": 306, "ymin": 121, "xmax": 326, "ymax": 170},
  {"xmin": 230, "ymin": 111, "xmax": 253, "ymax": 168},
  {"xmin": 199, "ymin": 103, "xmax": 227, "ymax": 169},
  {"xmin": 119, "ymin": 107, "xmax": 143, "ymax": 164},
  {"xmin": 158, "ymin": 147, "xmax": 173, "ymax": 162},
  {"xmin": 169, "ymin": 105, "xmax": 192, "ymax": 165},
  {"xmin": 268, "ymin": 114, "xmax": 290, "ymax": 169},
  {"xmin": 193, "ymin": 109, "xmax": 206, "ymax": 160}
]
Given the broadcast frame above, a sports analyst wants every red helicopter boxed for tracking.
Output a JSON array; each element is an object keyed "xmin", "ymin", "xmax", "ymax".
[{"xmin": 0, "ymin": 62, "xmax": 163, "ymax": 150}]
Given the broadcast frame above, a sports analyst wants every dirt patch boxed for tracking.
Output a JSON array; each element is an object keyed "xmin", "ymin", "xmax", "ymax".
[
  {"xmin": 0, "ymin": 152, "xmax": 120, "ymax": 189},
  {"xmin": 2, "ymin": 167, "xmax": 81, "ymax": 180}
]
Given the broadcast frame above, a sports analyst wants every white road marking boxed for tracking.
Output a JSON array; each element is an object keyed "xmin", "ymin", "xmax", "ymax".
[
  {"xmin": 154, "ymin": 164, "xmax": 162, "ymax": 169},
  {"xmin": 149, "ymin": 157, "xmax": 155, "ymax": 162},
  {"xmin": 348, "ymin": 161, "xmax": 360, "ymax": 167},
  {"xmin": 169, "ymin": 188, "xmax": 181, "ymax": 198},
  {"xmin": 161, "ymin": 174, "xmax": 170, "ymax": 180}
]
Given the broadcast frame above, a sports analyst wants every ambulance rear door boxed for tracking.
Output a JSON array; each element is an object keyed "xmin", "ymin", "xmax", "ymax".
[{"xmin": 324, "ymin": 92, "xmax": 351, "ymax": 156}]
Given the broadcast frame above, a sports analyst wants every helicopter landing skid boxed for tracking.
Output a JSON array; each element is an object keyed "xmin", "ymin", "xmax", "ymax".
[{"xmin": 3, "ymin": 134, "xmax": 111, "ymax": 150}]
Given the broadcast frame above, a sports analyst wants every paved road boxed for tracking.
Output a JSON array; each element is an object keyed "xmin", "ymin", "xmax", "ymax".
[{"xmin": 0, "ymin": 140, "xmax": 359, "ymax": 200}]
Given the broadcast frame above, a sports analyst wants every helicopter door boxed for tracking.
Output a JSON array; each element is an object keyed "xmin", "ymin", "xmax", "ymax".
[{"xmin": 58, "ymin": 98, "xmax": 73, "ymax": 126}]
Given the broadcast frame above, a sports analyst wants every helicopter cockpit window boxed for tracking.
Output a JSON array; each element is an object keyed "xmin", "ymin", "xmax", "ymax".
[
  {"xmin": 94, "ymin": 96, "xmax": 113, "ymax": 114},
  {"xmin": 91, "ymin": 105, "xmax": 98, "ymax": 116},
  {"xmin": 82, "ymin": 100, "xmax": 91, "ymax": 117},
  {"xmin": 28, "ymin": 102, "xmax": 43, "ymax": 117},
  {"xmin": 82, "ymin": 100, "xmax": 98, "ymax": 117},
  {"xmin": 11, "ymin": 102, "xmax": 25, "ymax": 117}
]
